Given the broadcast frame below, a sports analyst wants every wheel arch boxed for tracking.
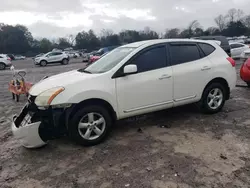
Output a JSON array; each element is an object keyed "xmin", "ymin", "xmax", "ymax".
[
  {"xmin": 203, "ymin": 77, "xmax": 230, "ymax": 100},
  {"xmin": 67, "ymin": 98, "xmax": 117, "ymax": 128},
  {"xmin": 40, "ymin": 59, "xmax": 47, "ymax": 63}
]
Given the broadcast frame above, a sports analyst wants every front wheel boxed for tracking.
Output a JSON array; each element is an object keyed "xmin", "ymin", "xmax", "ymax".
[
  {"xmin": 69, "ymin": 105, "xmax": 112, "ymax": 146},
  {"xmin": 200, "ymin": 83, "xmax": 226, "ymax": 114}
]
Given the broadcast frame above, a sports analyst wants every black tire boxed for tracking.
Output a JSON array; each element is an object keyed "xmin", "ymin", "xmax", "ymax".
[
  {"xmin": 200, "ymin": 83, "xmax": 226, "ymax": 114},
  {"xmin": 61, "ymin": 58, "xmax": 69, "ymax": 65},
  {"xmin": 0, "ymin": 63, "xmax": 6, "ymax": 70},
  {"xmin": 40, "ymin": 60, "xmax": 47, "ymax": 67},
  {"xmin": 247, "ymin": 82, "xmax": 250, "ymax": 88},
  {"xmin": 15, "ymin": 94, "xmax": 20, "ymax": 102},
  {"xmin": 69, "ymin": 105, "xmax": 112, "ymax": 146}
]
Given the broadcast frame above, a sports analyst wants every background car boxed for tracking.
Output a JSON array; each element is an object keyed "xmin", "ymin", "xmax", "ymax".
[
  {"xmin": 229, "ymin": 43, "xmax": 249, "ymax": 59},
  {"xmin": 195, "ymin": 36, "xmax": 231, "ymax": 56},
  {"xmin": 7, "ymin": 54, "xmax": 15, "ymax": 61},
  {"xmin": 240, "ymin": 49, "xmax": 250, "ymax": 61},
  {"xmin": 240, "ymin": 58, "xmax": 250, "ymax": 87},
  {"xmin": 0, "ymin": 54, "xmax": 12, "ymax": 70},
  {"xmin": 34, "ymin": 52, "xmax": 69, "ymax": 66},
  {"xmin": 88, "ymin": 52, "xmax": 109, "ymax": 64},
  {"xmin": 14, "ymin": 55, "xmax": 26, "ymax": 60}
]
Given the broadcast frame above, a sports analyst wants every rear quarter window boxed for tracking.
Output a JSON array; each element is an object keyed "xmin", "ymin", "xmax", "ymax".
[{"xmin": 198, "ymin": 43, "xmax": 215, "ymax": 56}]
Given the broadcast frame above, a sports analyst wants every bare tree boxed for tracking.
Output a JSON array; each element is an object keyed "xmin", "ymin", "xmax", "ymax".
[
  {"xmin": 227, "ymin": 8, "xmax": 237, "ymax": 22},
  {"xmin": 187, "ymin": 20, "xmax": 201, "ymax": 36},
  {"xmin": 100, "ymin": 29, "xmax": 114, "ymax": 37},
  {"xmin": 214, "ymin": 15, "xmax": 226, "ymax": 31},
  {"xmin": 164, "ymin": 28, "xmax": 180, "ymax": 38},
  {"xmin": 66, "ymin": 34, "xmax": 75, "ymax": 46},
  {"xmin": 236, "ymin": 9, "xmax": 244, "ymax": 21},
  {"xmin": 244, "ymin": 15, "xmax": 250, "ymax": 28}
]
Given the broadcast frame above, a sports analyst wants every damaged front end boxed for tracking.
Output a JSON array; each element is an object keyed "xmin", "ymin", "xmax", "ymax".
[{"xmin": 12, "ymin": 95, "xmax": 70, "ymax": 148}]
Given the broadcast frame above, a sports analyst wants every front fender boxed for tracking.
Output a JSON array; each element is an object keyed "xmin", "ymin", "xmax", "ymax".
[{"xmin": 51, "ymin": 90, "xmax": 118, "ymax": 113}]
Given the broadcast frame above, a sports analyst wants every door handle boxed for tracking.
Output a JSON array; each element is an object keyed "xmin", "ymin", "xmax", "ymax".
[
  {"xmin": 201, "ymin": 66, "xmax": 211, "ymax": 71},
  {"xmin": 159, "ymin": 74, "xmax": 171, "ymax": 80}
]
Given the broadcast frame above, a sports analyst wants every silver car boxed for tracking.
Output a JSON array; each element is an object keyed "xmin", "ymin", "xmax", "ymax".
[{"xmin": 34, "ymin": 52, "xmax": 69, "ymax": 66}]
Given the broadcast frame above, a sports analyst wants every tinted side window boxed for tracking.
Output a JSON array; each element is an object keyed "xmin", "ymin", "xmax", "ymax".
[
  {"xmin": 169, "ymin": 44, "xmax": 201, "ymax": 65},
  {"xmin": 230, "ymin": 44, "xmax": 244, "ymax": 49},
  {"xmin": 54, "ymin": 52, "xmax": 62, "ymax": 55},
  {"xmin": 0, "ymin": 56, "xmax": 2, "ymax": 58},
  {"xmin": 198, "ymin": 43, "xmax": 215, "ymax": 56},
  {"xmin": 132, "ymin": 46, "xmax": 167, "ymax": 73}
]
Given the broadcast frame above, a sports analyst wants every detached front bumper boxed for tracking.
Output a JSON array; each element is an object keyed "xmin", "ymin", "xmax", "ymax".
[
  {"xmin": 11, "ymin": 97, "xmax": 68, "ymax": 148},
  {"xmin": 12, "ymin": 115, "xmax": 46, "ymax": 148}
]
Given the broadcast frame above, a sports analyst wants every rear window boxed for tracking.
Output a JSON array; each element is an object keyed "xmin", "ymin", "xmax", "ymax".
[{"xmin": 198, "ymin": 43, "xmax": 215, "ymax": 56}]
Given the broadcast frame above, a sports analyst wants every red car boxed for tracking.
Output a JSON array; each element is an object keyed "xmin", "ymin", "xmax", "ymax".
[
  {"xmin": 240, "ymin": 58, "xmax": 250, "ymax": 87},
  {"xmin": 89, "ymin": 55, "xmax": 101, "ymax": 64}
]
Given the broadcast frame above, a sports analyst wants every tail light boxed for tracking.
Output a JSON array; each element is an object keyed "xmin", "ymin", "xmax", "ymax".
[
  {"xmin": 227, "ymin": 57, "xmax": 235, "ymax": 67},
  {"xmin": 7, "ymin": 57, "xmax": 11, "ymax": 61}
]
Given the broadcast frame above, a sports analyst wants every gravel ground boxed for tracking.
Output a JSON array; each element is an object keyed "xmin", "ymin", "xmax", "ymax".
[{"xmin": 0, "ymin": 58, "xmax": 250, "ymax": 188}]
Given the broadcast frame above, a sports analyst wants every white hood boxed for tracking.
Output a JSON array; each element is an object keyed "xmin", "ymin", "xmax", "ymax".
[{"xmin": 29, "ymin": 70, "xmax": 95, "ymax": 96}]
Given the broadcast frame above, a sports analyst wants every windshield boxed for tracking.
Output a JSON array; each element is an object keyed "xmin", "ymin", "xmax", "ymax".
[{"xmin": 80, "ymin": 47, "xmax": 135, "ymax": 73}]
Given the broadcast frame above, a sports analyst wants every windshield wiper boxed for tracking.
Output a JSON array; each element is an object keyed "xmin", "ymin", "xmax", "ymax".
[{"xmin": 78, "ymin": 69, "xmax": 92, "ymax": 74}]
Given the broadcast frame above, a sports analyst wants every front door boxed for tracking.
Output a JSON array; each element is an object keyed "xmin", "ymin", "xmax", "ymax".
[{"xmin": 115, "ymin": 45, "xmax": 173, "ymax": 119}]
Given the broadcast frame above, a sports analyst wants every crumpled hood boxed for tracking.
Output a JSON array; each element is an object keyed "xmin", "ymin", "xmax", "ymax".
[{"xmin": 29, "ymin": 70, "xmax": 95, "ymax": 96}]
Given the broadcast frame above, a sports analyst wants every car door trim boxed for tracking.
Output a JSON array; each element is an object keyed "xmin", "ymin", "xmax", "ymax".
[
  {"xmin": 124, "ymin": 100, "xmax": 173, "ymax": 113},
  {"xmin": 174, "ymin": 95, "xmax": 197, "ymax": 102}
]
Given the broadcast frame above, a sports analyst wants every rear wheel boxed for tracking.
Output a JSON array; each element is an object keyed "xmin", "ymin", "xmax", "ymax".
[
  {"xmin": 62, "ymin": 58, "xmax": 69, "ymax": 65},
  {"xmin": 247, "ymin": 82, "xmax": 250, "ymax": 87},
  {"xmin": 200, "ymin": 83, "xmax": 226, "ymax": 114},
  {"xmin": 69, "ymin": 105, "xmax": 112, "ymax": 146},
  {"xmin": 40, "ymin": 60, "xmax": 47, "ymax": 67},
  {"xmin": 0, "ymin": 63, "xmax": 6, "ymax": 70}
]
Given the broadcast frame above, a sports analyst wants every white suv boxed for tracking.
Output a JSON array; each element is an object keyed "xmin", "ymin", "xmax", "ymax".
[
  {"xmin": 34, "ymin": 52, "xmax": 69, "ymax": 66},
  {"xmin": 12, "ymin": 39, "xmax": 236, "ymax": 148},
  {"xmin": 0, "ymin": 54, "xmax": 12, "ymax": 70}
]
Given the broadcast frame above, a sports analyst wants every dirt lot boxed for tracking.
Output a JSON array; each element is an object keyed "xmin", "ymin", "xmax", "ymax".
[{"xmin": 0, "ymin": 58, "xmax": 250, "ymax": 188}]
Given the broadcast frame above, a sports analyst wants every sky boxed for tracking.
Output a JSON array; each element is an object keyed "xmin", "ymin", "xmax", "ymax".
[{"xmin": 0, "ymin": 0, "xmax": 249, "ymax": 38}]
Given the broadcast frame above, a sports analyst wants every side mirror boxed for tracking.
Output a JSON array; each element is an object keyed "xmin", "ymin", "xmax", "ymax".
[{"xmin": 123, "ymin": 64, "xmax": 137, "ymax": 75}]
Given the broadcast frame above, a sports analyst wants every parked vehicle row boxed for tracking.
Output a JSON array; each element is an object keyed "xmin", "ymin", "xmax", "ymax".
[{"xmin": 12, "ymin": 39, "xmax": 237, "ymax": 148}]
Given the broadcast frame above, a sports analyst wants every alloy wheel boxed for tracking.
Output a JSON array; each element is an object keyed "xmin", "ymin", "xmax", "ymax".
[
  {"xmin": 207, "ymin": 88, "xmax": 223, "ymax": 110},
  {"xmin": 78, "ymin": 112, "xmax": 106, "ymax": 140}
]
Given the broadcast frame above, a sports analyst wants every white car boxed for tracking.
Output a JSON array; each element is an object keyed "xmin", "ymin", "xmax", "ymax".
[
  {"xmin": 12, "ymin": 39, "xmax": 237, "ymax": 148},
  {"xmin": 240, "ymin": 48, "xmax": 250, "ymax": 61},
  {"xmin": 14, "ymin": 55, "xmax": 26, "ymax": 60},
  {"xmin": 34, "ymin": 52, "xmax": 69, "ymax": 66},
  {"xmin": 0, "ymin": 54, "xmax": 12, "ymax": 70},
  {"xmin": 230, "ymin": 42, "xmax": 249, "ymax": 59}
]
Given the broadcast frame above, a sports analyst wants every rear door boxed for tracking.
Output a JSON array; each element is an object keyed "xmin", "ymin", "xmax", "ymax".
[
  {"xmin": 53, "ymin": 52, "xmax": 63, "ymax": 62},
  {"xmin": 168, "ymin": 42, "xmax": 213, "ymax": 106}
]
